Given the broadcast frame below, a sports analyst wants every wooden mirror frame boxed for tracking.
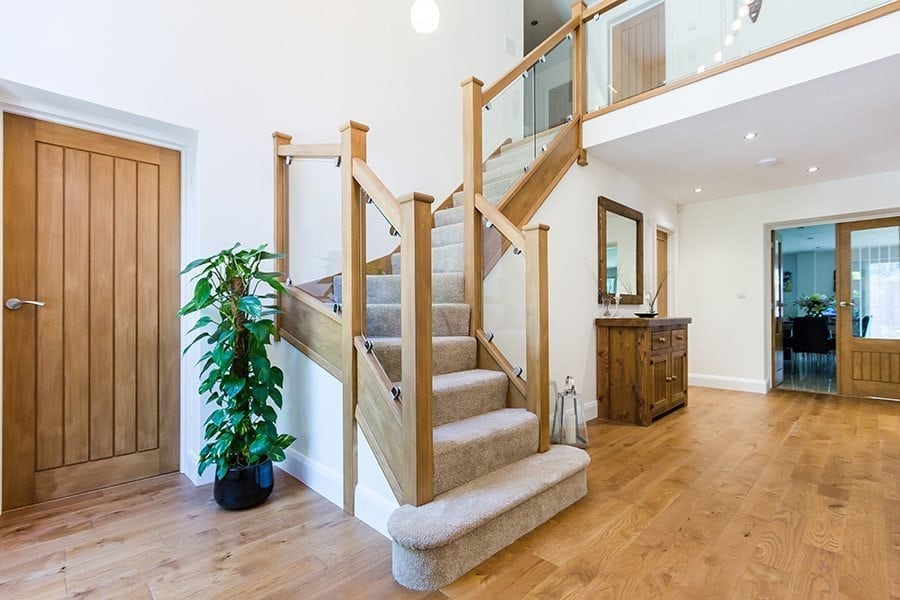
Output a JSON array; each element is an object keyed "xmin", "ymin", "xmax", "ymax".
[{"xmin": 598, "ymin": 197, "xmax": 644, "ymax": 304}]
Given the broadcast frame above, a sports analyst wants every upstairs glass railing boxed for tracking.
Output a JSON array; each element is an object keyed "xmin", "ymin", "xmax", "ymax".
[
  {"xmin": 585, "ymin": 0, "xmax": 895, "ymax": 111},
  {"xmin": 482, "ymin": 34, "xmax": 572, "ymax": 206}
]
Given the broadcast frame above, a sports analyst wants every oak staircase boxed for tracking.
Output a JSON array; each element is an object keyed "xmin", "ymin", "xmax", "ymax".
[{"xmin": 273, "ymin": 2, "xmax": 592, "ymax": 590}]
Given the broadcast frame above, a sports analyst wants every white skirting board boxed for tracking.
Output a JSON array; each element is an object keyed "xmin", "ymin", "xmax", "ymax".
[
  {"xmin": 276, "ymin": 447, "xmax": 343, "ymax": 509},
  {"xmin": 688, "ymin": 373, "xmax": 768, "ymax": 394},
  {"xmin": 354, "ymin": 484, "xmax": 397, "ymax": 539}
]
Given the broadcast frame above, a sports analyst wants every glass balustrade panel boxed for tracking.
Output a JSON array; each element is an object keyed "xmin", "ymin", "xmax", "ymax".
[
  {"xmin": 482, "ymin": 230, "xmax": 528, "ymax": 380},
  {"xmin": 290, "ymin": 159, "xmax": 342, "ymax": 303},
  {"xmin": 586, "ymin": 0, "xmax": 892, "ymax": 112}
]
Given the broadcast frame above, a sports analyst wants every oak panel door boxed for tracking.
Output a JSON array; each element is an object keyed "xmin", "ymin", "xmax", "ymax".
[
  {"xmin": 611, "ymin": 3, "xmax": 666, "ymax": 103},
  {"xmin": 836, "ymin": 217, "xmax": 900, "ymax": 399},
  {"xmin": 2, "ymin": 114, "xmax": 181, "ymax": 510},
  {"xmin": 656, "ymin": 228, "xmax": 668, "ymax": 317}
]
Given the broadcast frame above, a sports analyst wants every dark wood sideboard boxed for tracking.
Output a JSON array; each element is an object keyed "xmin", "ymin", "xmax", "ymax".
[{"xmin": 595, "ymin": 317, "xmax": 692, "ymax": 426}]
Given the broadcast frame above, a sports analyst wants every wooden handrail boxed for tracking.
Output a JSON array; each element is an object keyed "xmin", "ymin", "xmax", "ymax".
[
  {"xmin": 352, "ymin": 157, "xmax": 402, "ymax": 230},
  {"xmin": 483, "ymin": 16, "xmax": 579, "ymax": 105},
  {"xmin": 475, "ymin": 329, "xmax": 528, "ymax": 400},
  {"xmin": 354, "ymin": 336, "xmax": 396, "ymax": 398},
  {"xmin": 474, "ymin": 193, "xmax": 525, "ymax": 251},
  {"xmin": 582, "ymin": 0, "xmax": 630, "ymax": 22},
  {"xmin": 278, "ymin": 143, "xmax": 342, "ymax": 159}
]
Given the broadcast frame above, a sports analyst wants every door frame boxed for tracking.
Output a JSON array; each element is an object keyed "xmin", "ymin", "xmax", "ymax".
[
  {"xmin": 765, "ymin": 208, "xmax": 900, "ymax": 393},
  {"xmin": 0, "ymin": 83, "xmax": 198, "ymax": 513}
]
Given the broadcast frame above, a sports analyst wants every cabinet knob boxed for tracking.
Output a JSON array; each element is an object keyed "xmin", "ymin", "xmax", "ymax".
[
  {"xmin": 658, "ymin": 337, "xmax": 666, "ymax": 343},
  {"xmin": 671, "ymin": 375, "xmax": 678, "ymax": 381},
  {"xmin": 665, "ymin": 376, "xmax": 672, "ymax": 382}
]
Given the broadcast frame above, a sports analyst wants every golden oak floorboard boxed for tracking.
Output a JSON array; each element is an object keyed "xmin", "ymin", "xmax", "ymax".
[{"xmin": 0, "ymin": 387, "xmax": 896, "ymax": 599}]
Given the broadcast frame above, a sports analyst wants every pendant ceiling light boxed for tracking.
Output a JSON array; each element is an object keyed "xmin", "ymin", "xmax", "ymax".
[{"xmin": 411, "ymin": 0, "xmax": 440, "ymax": 34}]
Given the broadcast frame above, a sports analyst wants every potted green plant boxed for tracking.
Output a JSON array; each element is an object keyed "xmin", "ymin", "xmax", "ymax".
[
  {"xmin": 795, "ymin": 293, "xmax": 834, "ymax": 318},
  {"xmin": 179, "ymin": 244, "xmax": 296, "ymax": 510}
]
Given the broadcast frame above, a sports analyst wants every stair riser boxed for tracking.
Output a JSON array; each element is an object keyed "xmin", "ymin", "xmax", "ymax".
[
  {"xmin": 484, "ymin": 158, "xmax": 534, "ymax": 185},
  {"xmin": 451, "ymin": 191, "xmax": 505, "ymax": 209},
  {"xmin": 366, "ymin": 304, "xmax": 470, "ymax": 338},
  {"xmin": 434, "ymin": 205, "xmax": 463, "ymax": 228},
  {"xmin": 433, "ymin": 412, "xmax": 538, "ymax": 495},
  {"xmin": 334, "ymin": 273, "xmax": 464, "ymax": 305},
  {"xmin": 391, "ymin": 244, "xmax": 463, "ymax": 275},
  {"xmin": 391, "ymin": 471, "xmax": 587, "ymax": 591},
  {"xmin": 484, "ymin": 173, "xmax": 521, "ymax": 201},
  {"xmin": 375, "ymin": 337, "xmax": 477, "ymax": 382},
  {"xmin": 432, "ymin": 373, "xmax": 507, "ymax": 427},
  {"xmin": 431, "ymin": 222, "xmax": 463, "ymax": 248}
]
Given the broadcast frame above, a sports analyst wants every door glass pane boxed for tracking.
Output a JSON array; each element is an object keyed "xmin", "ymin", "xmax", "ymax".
[{"xmin": 850, "ymin": 225, "xmax": 900, "ymax": 339}]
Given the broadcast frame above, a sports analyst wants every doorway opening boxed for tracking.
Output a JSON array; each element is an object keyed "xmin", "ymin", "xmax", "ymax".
[
  {"xmin": 773, "ymin": 224, "xmax": 837, "ymax": 394},
  {"xmin": 772, "ymin": 218, "xmax": 900, "ymax": 399}
]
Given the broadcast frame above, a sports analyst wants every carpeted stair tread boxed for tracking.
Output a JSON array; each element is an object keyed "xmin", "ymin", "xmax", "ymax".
[
  {"xmin": 388, "ymin": 445, "xmax": 590, "ymax": 550},
  {"xmin": 391, "ymin": 243, "xmax": 463, "ymax": 274},
  {"xmin": 431, "ymin": 221, "xmax": 464, "ymax": 248},
  {"xmin": 497, "ymin": 126, "xmax": 562, "ymax": 156},
  {"xmin": 483, "ymin": 158, "xmax": 534, "ymax": 185},
  {"xmin": 484, "ymin": 171, "xmax": 524, "ymax": 201},
  {"xmin": 334, "ymin": 272, "xmax": 463, "ymax": 305},
  {"xmin": 434, "ymin": 205, "xmax": 464, "ymax": 228},
  {"xmin": 451, "ymin": 190, "xmax": 508, "ymax": 208},
  {"xmin": 372, "ymin": 336, "xmax": 477, "ymax": 382},
  {"xmin": 433, "ymin": 408, "xmax": 537, "ymax": 495},
  {"xmin": 366, "ymin": 303, "xmax": 470, "ymax": 338},
  {"xmin": 429, "ymin": 369, "xmax": 508, "ymax": 426}
]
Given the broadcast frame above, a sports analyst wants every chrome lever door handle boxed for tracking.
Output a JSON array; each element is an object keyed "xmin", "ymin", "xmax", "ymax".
[
  {"xmin": 839, "ymin": 301, "xmax": 856, "ymax": 308},
  {"xmin": 5, "ymin": 298, "xmax": 45, "ymax": 310}
]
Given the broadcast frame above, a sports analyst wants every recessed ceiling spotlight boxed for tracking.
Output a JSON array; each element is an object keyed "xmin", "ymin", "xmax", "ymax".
[
  {"xmin": 743, "ymin": 132, "xmax": 758, "ymax": 140},
  {"xmin": 694, "ymin": 187, "xmax": 703, "ymax": 193},
  {"xmin": 758, "ymin": 157, "xmax": 780, "ymax": 167},
  {"xmin": 807, "ymin": 166, "xmax": 820, "ymax": 173}
]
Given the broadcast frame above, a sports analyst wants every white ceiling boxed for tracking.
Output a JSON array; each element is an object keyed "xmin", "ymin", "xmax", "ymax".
[
  {"xmin": 523, "ymin": 0, "xmax": 570, "ymax": 53},
  {"xmin": 587, "ymin": 54, "xmax": 900, "ymax": 203}
]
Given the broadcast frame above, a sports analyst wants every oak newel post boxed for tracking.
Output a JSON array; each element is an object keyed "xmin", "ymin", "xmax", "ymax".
[
  {"xmin": 461, "ymin": 76, "xmax": 485, "ymax": 334},
  {"xmin": 399, "ymin": 192, "xmax": 435, "ymax": 506},
  {"xmin": 340, "ymin": 120, "xmax": 368, "ymax": 515},
  {"xmin": 272, "ymin": 131, "xmax": 293, "ymax": 340},
  {"xmin": 524, "ymin": 224, "xmax": 550, "ymax": 452}
]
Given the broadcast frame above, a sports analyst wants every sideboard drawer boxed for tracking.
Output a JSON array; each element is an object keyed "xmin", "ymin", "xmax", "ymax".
[
  {"xmin": 671, "ymin": 328, "xmax": 687, "ymax": 349},
  {"xmin": 651, "ymin": 330, "xmax": 670, "ymax": 351}
]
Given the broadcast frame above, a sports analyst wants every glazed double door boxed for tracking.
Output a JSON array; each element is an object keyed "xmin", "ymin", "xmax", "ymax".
[
  {"xmin": 835, "ymin": 217, "xmax": 900, "ymax": 399},
  {"xmin": 2, "ymin": 115, "xmax": 181, "ymax": 510}
]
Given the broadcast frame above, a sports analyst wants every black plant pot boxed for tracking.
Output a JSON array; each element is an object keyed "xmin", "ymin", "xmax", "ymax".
[{"xmin": 213, "ymin": 458, "xmax": 274, "ymax": 510}]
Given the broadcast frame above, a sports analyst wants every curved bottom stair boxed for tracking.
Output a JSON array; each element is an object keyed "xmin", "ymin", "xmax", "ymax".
[{"xmin": 389, "ymin": 445, "xmax": 589, "ymax": 590}]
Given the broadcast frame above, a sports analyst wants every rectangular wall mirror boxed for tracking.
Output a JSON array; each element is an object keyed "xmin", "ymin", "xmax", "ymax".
[{"xmin": 598, "ymin": 197, "xmax": 644, "ymax": 304}]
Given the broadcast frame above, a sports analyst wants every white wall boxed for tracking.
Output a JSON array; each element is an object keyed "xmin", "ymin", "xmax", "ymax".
[
  {"xmin": 0, "ymin": 0, "xmax": 523, "ymax": 524},
  {"xmin": 679, "ymin": 169, "xmax": 900, "ymax": 393},
  {"xmin": 484, "ymin": 154, "xmax": 679, "ymax": 415}
]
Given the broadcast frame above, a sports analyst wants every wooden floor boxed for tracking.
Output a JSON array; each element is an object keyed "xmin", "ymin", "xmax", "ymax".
[{"xmin": 1, "ymin": 388, "xmax": 897, "ymax": 599}]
